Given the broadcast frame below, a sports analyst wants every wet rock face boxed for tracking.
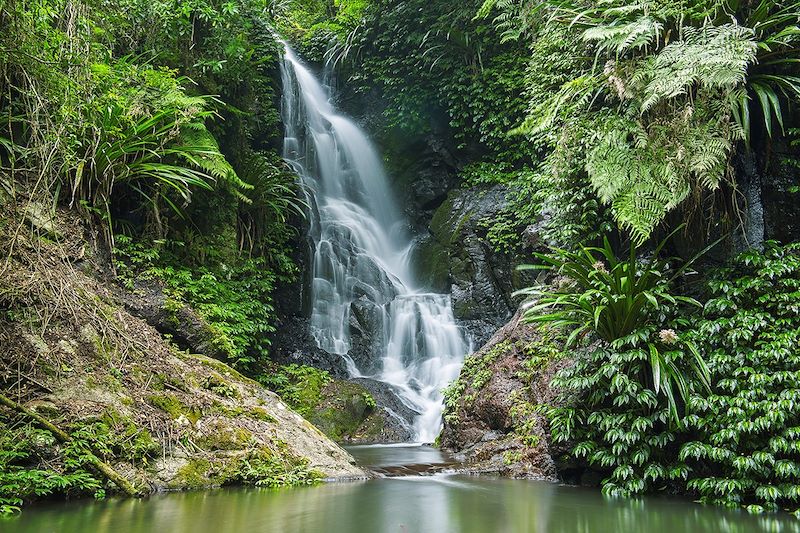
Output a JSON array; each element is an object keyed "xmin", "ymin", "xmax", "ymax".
[
  {"xmin": 423, "ymin": 185, "xmax": 537, "ymax": 345},
  {"xmin": 692, "ymin": 140, "xmax": 800, "ymax": 256},
  {"xmin": 352, "ymin": 378, "xmax": 416, "ymax": 441},
  {"xmin": 439, "ymin": 310, "xmax": 571, "ymax": 480},
  {"xmin": 270, "ymin": 316, "xmax": 350, "ymax": 379},
  {"xmin": 347, "ymin": 297, "xmax": 385, "ymax": 375},
  {"xmin": 761, "ymin": 148, "xmax": 800, "ymax": 244},
  {"xmin": 402, "ymin": 136, "xmax": 462, "ymax": 220}
]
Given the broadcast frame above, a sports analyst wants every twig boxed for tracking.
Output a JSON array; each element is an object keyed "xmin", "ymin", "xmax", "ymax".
[{"xmin": 0, "ymin": 392, "xmax": 144, "ymax": 497}]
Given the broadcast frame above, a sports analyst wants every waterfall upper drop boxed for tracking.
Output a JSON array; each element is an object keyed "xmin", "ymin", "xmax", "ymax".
[{"xmin": 280, "ymin": 45, "xmax": 469, "ymax": 442}]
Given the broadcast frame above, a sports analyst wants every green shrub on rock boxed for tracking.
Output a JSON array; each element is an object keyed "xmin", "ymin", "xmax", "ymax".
[
  {"xmin": 519, "ymin": 234, "xmax": 711, "ymax": 423},
  {"xmin": 541, "ymin": 241, "xmax": 800, "ymax": 512}
]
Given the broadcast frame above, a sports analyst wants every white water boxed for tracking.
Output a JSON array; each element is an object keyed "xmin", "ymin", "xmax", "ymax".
[{"xmin": 280, "ymin": 46, "xmax": 469, "ymax": 442}]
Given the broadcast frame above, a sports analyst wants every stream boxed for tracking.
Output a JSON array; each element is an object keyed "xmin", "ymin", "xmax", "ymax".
[{"xmin": 8, "ymin": 445, "xmax": 800, "ymax": 532}]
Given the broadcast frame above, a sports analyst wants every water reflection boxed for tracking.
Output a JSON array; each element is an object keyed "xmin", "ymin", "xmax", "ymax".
[
  {"xmin": 7, "ymin": 445, "xmax": 800, "ymax": 533},
  {"xmin": 8, "ymin": 473, "xmax": 800, "ymax": 533}
]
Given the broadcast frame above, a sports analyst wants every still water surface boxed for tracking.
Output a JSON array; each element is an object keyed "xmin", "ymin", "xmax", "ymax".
[{"xmin": 6, "ymin": 445, "xmax": 800, "ymax": 533}]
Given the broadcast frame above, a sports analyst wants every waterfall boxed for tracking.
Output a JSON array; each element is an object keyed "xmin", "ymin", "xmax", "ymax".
[{"xmin": 280, "ymin": 45, "xmax": 469, "ymax": 442}]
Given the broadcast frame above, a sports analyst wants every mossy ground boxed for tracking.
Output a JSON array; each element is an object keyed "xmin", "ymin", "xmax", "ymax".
[{"xmin": 0, "ymin": 203, "xmax": 363, "ymax": 511}]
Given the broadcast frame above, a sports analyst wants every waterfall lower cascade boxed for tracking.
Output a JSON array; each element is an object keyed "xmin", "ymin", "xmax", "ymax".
[{"xmin": 280, "ymin": 46, "xmax": 469, "ymax": 443}]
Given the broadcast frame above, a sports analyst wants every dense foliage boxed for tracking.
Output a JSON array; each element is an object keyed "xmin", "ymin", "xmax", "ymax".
[
  {"xmin": 3, "ymin": 0, "xmax": 800, "ymax": 518},
  {"xmin": 288, "ymin": 0, "xmax": 795, "ymax": 249},
  {"xmin": 540, "ymin": 241, "xmax": 800, "ymax": 512},
  {"xmin": 114, "ymin": 235, "xmax": 290, "ymax": 372},
  {"xmin": 0, "ymin": 423, "xmax": 104, "ymax": 515},
  {"xmin": 682, "ymin": 242, "xmax": 800, "ymax": 512},
  {"xmin": 479, "ymin": 0, "xmax": 800, "ymax": 244},
  {"xmin": 1, "ymin": 0, "xmax": 304, "ymax": 374}
]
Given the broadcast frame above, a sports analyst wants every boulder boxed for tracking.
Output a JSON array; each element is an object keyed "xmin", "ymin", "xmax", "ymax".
[
  {"xmin": 116, "ymin": 280, "xmax": 227, "ymax": 362},
  {"xmin": 269, "ymin": 316, "xmax": 350, "ymax": 379},
  {"xmin": 299, "ymin": 377, "xmax": 415, "ymax": 444},
  {"xmin": 440, "ymin": 309, "xmax": 571, "ymax": 480},
  {"xmin": 346, "ymin": 297, "xmax": 386, "ymax": 375}
]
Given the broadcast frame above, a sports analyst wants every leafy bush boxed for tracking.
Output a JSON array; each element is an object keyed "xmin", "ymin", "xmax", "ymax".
[
  {"xmin": 236, "ymin": 448, "xmax": 322, "ymax": 488},
  {"xmin": 543, "ymin": 241, "xmax": 800, "ymax": 512},
  {"xmin": 515, "ymin": 233, "xmax": 710, "ymax": 425},
  {"xmin": 527, "ymin": 235, "xmax": 711, "ymax": 495},
  {"xmin": 75, "ymin": 59, "xmax": 247, "ymax": 241},
  {"xmin": 547, "ymin": 343, "xmax": 692, "ymax": 497},
  {"xmin": 681, "ymin": 242, "xmax": 800, "ymax": 512}
]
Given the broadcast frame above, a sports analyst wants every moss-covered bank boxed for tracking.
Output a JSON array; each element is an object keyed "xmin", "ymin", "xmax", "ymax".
[{"xmin": 0, "ymin": 202, "xmax": 364, "ymax": 513}]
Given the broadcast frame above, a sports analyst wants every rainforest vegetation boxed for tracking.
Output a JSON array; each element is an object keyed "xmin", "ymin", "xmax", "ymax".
[{"xmin": 2, "ymin": 0, "xmax": 800, "ymax": 522}]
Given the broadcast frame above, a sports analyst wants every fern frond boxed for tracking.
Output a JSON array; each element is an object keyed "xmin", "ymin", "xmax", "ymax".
[
  {"xmin": 638, "ymin": 24, "xmax": 757, "ymax": 113},
  {"xmin": 583, "ymin": 15, "xmax": 663, "ymax": 56},
  {"xmin": 177, "ymin": 125, "xmax": 253, "ymax": 204}
]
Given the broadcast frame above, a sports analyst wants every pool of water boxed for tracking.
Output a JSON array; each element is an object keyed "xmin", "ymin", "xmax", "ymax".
[{"xmin": 6, "ymin": 445, "xmax": 800, "ymax": 532}]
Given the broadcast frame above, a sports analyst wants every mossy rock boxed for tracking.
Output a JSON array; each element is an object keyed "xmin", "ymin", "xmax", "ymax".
[
  {"xmin": 307, "ymin": 380, "xmax": 377, "ymax": 442},
  {"xmin": 147, "ymin": 393, "xmax": 202, "ymax": 424},
  {"xmin": 429, "ymin": 192, "xmax": 458, "ymax": 242},
  {"xmin": 196, "ymin": 421, "xmax": 253, "ymax": 451},
  {"xmin": 171, "ymin": 459, "xmax": 214, "ymax": 489},
  {"xmin": 209, "ymin": 401, "xmax": 276, "ymax": 422},
  {"xmin": 413, "ymin": 236, "xmax": 450, "ymax": 292}
]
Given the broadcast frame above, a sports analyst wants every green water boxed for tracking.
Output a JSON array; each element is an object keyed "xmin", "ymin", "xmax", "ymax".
[{"xmin": 6, "ymin": 445, "xmax": 800, "ymax": 533}]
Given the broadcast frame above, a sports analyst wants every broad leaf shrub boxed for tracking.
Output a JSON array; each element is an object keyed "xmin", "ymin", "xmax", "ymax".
[
  {"xmin": 522, "ymin": 236, "xmax": 710, "ymax": 497},
  {"xmin": 517, "ymin": 234, "xmax": 710, "ymax": 424},
  {"xmin": 681, "ymin": 242, "xmax": 800, "ymax": 513},
  {"xmin": 537, "ymin": 241, "xmax": 800, "ymax": 512},
  {"xmin": 547, "ymin": 342, "xmax": 693, "ymax": 498}
]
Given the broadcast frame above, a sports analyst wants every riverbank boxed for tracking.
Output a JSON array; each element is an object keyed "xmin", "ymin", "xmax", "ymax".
[{"xmin": 0, "ymin": 201, "xmax": 365, "ymax": 510}]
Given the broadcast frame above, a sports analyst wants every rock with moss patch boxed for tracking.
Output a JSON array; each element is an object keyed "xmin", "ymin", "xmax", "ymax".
[
  {"xmin": 428, "ymin": 185, "xmax": 532, "ymax": 344},
  {"xmin": 440, "ymin": 309, "xmax": 571, "ymax": 480},
  {"xmin": 306, "ymin": 379, "xmax": 411, "ymax": 444},
  {"xmin": 0, "ymin": 214, "xmax": 366, "ymax": 504}
]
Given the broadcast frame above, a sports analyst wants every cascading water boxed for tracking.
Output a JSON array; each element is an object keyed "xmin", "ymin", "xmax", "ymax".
[{"xmin": 280, "ymin": 45, "xmax": 469, "ymax": 442}]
